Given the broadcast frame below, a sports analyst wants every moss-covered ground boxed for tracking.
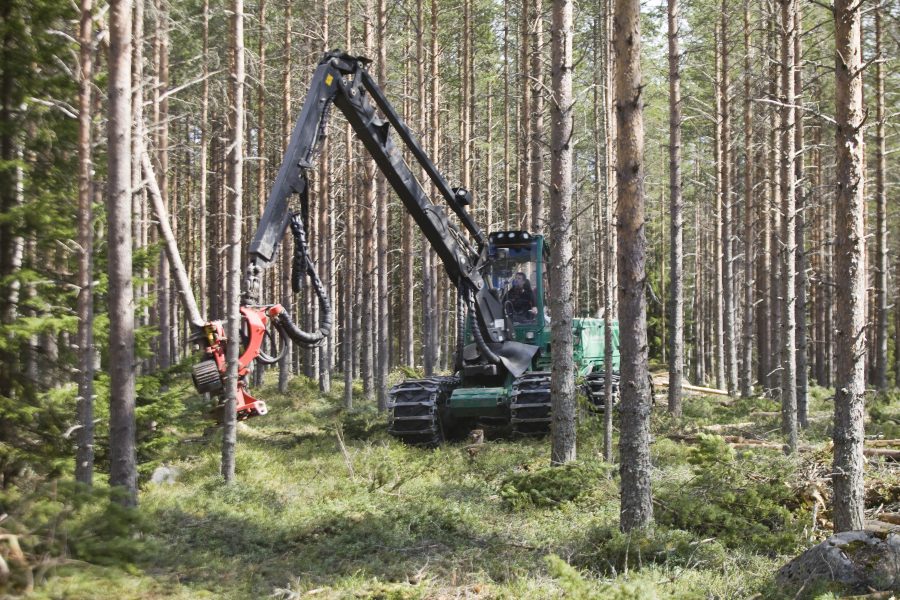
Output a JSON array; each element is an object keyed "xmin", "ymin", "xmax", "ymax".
[{"xmin": 15, "ymin": 375, "xmax": 900, "ymax": 599}]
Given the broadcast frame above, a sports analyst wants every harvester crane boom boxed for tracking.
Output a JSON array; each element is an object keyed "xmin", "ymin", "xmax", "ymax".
[{"xmin": 248, "ymin": 50, "xmax": 537, "ymax": 376}]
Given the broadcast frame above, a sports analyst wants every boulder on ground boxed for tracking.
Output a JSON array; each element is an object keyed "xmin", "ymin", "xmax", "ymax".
[{"xmin": 776, "ymin": 529, "xmax": 900, "ymax": 596}]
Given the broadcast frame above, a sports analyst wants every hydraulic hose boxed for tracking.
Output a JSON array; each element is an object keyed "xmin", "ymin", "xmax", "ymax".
[
  {"xmin": 272, "ymin": 211, "xmax": 333, "ymax": 348},
  {"xmin": 455, "ymin": 288, "xmax": 467, "ymax": 372}
]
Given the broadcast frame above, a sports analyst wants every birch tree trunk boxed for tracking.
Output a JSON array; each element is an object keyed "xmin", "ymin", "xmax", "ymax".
[
  {"xmin": 549, "ymin": 0, "xmax": 575, "ymax": 465},
  {"xmin": 615, "ymin": 0, "xmax": 652, "ymax": 531},
  {"xmin": 107, "ymin": 0, "xmax": 137, "ymax": 506},
  {"xmin": 832, "ymin": 0, "xmax": 867, "ymax": 532},
  {"xmin": 222, "ymin": 0, "xmax": 245, "ymax": 482}
]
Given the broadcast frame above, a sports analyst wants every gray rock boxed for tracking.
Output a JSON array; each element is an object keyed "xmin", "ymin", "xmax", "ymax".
[
  {"xmin": 150, "ymin": 465, "xmax": 180, "ymax": 485},
  {"xmin": 776, "ymin": 530, "xmax": 900, "ymax": 596}
]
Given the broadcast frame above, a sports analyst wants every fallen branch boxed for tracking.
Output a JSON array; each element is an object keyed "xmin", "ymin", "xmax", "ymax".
[
  {"xmin": 699, "ymin": 422, "xmax": 756, "ymax": 432},
  {"xmin": 666, "ymin": 434, "xmax": 900, "ymax": 461}
]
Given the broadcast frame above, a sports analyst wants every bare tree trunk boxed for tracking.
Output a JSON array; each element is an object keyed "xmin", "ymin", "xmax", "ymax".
[
  {"xmin": 739, "ymin": 0, "xmax": 754, "ymax": 398},
  {"xmin": 222, "ymin": 0, "xmax": 245, "ymax": 482},
  {"xmin": 666, "ymin": 0, "xmax": 683, "ymax": 416},
  {"xmin": 107, "ymin": 0, "xmax": 137, "ymax": 505},
  {"xmin": 872, "ymin": 3, "xmax": 887, "ymax": 392},
  {"xmin": 713, "ymin": 23, "xmax": 726, "ymax": 391},
  {"xmin": 132, "ymin": 0, "xmax": 147, "ymax": 369},
  {"xmin": 319, "ymin": 0, "xmax": 332, "ymax": 393},
  {"xmin": 278, "ymin": 0, "xmax": 293, "ymax": 394},
  {"xmin": 503, "ymin": 0, "xmax": 511, "ymax": 229},
  {"xmin": 198, "ymin": 0, "xmax": 209, "ymax": 319},
  {"xmin": 153, "ymin": 0, "xmax": 172, "ymax": 371},
  {"xmin": 603, "ymin": 0, "xmax": 617, "ymax": 461},
  {"xmin": 615, "ymin": 0, "xmax": 652, "ymax": 531},
  {"xmin": 360, "ymin": 0, "xmax": 376, "ymax": 396},
  {"xmin": 767, "ymin": 15, "xmax": 782, "ymax": 399},
  {"xmin": 794, "ymin": 7, "xmax": 808, "ymax": 426},
  {"xmin": 779, "ymin": 0, "xmax": 798, "ymax": 453},
  {"xmin": 519, "ymin": 0, "xmax": 531, "ymax": 226},
  {"xmin": 549, "ymin": 0, "xmax": 575, "ymax": 465},
  {"xmin": 831, "ymin": 0, "xmax": 866, "ymax": 532},
  {"xmin": 75, "ymin": 0, "xmax": 95, "ymax": 485},
  {"xmin": 720, "ymin": 8, "xmax": 737, "ymax": 396},
  {"xmin": 374, "ymin": 0, "xmax": 388, "ymax": 408},
  {"xmin": 529, "ymin": 0, "xmax": 544, "ymax": 234}
]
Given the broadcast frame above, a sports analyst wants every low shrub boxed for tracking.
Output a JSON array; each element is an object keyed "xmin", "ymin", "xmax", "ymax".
[
  {"xmin": 576, "ymin": 525, "xmax": 727, "ymax": 574},
  {"xmin": 498, "ymin": 460, "xmax": 612, "ymax": 509},
  {"xmin": 655, "ymin": 434, "xmax": 807, "ymax": 554}
]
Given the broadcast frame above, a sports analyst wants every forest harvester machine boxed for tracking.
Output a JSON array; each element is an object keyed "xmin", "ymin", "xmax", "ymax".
[{"xmin": 182, "ymin": 51, "xmax": 620, "ymax": 443}]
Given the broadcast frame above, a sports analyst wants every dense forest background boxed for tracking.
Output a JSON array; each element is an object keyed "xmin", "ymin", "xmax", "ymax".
[
  {"xmin": 0, "ymin": 0, "xmax": 899, "ymax": 595},
  {"xmin": 4, "ymin": 0, "xmax": 899, "ymax": 403}
]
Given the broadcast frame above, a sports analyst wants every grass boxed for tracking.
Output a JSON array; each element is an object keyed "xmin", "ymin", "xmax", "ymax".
[{"xmin": 17, "ymin": 373, "xmax": 900, "ymax": 599}]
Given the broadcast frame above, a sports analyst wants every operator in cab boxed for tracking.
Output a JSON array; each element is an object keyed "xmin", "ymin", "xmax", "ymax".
[{"xmin": 507, "ymin": 272, "xmax": 538, "ymax": 323}]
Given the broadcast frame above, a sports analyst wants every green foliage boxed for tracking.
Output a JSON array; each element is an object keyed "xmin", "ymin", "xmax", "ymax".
[
  {"xmin": 498, "ymin": 460, "xmax": 613, "ymax": 509},
  {"xmin": 655, "ymin": 435, "xmax": 808, "ymax": 554},
  {"xmin": 577, "ymin": 525, "xmax": 727, "ymax": 574},
  {"xmin": 546, "ymin": 554, "xmax": 661, "ymax": 600},
  {"xmin": 544, "ymin": 554, "xmax": 594, "ymax": 599},
  {"xmin": 0, "ymin": 480, "xmax": 149, "ymax": 569}
]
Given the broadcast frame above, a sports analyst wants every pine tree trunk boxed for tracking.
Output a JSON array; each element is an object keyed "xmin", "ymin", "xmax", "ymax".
[
  {"xmin": 154, "ymin": 0, "xmax": 172, "ymax": 371},
  {"xmin": 720, "ymin": 8, "xmax": 737, "ymax": 396},
  {"xmin": 666, "ymin": 0, "xmax": 683, "ymax": 416},
  {"xmin": 519, "ymin": 0, "xmax": 531, "ymax": 226},
  {"xmin": 779, "ymin": 0, "xmax": 798, "ymax": 453},
  {"xmin": 529, "ymin": 0, "xmax": 544, "ymax": 234},
  {"xmin": 319, "ymin": 0, "xmax": 332, "ymax": 393},
  {"xmin": 107, "ymin": 0, "xmax": 137, "ymax": 506},
  {"xmin": 75, "ymin": 0, "xmax": 95, "ymax": 485},
  {"xmin": 503, "ymin": 0, "xmax": 511, "ymax": 229},
  {"xmin": 603, "ymin": 0, "xmax": 617, "ymax": 461},
  {"xmin": 198, "ymin": 0, "xmax": 209, "ymax": 319},
  {"xmin": 831, "ymin": 0, "xmax": 867, "ymax": 532},
  {"xmin": 360, "ymin": 0, "xmax": 376, "ymax": 396},
  {"xmin": 132, "ymin": 0, "xmax": 148, "ymax": 370},
  {"xmin": 793, "ymin": 8, "xmax": 808, "ymax": 426},
  {"xmin": 278, "ymin": 0, "xmax": 292, "ymax": 394},
  {"xmin": 549, "ymin": 0, "xmax": 575, "ymax": 465},
  {"xmin": 739, "ymin": 0, "xmax": 754, "ymax": 398},
  {"xmin": 222, "ymin": 0, "xmax": 245, "ymax": 482},
  {"xmin": 872, "ymin": 4, "xmax": 887, "ymax": 391},
  {"xmin": 767, "ymin": 16, "xmax": 782, "ymax": 399},
  {"xmin": 713, "ymin": 23, "xmax": 725, "ymax": 391},
  {"xmin": 615, "ymin": 0, "xmax": 652, "ymax": 531}
]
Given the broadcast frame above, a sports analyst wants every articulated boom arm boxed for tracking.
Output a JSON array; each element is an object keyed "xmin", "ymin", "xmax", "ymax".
[{"xmin": 249, "ymin": 50, "xmax": 536, "ymax": 376}]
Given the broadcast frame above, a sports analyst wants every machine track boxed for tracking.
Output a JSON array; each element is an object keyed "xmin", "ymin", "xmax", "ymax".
[
  {"xmin": 510, "ymin": 371, "xmax": 552, "ymax": 436},
  {"xmin": 584, "ymin": 371, "xmax": 620, "ymax": 413},
  {"xmin": 387, "ymin": 376, "xmax": 460, "ymax": 446}
]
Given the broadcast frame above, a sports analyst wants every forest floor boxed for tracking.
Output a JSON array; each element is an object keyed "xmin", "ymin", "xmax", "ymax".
[{"xmin": 25, "ymin": 372, "xmax": 900, "ymax": 599}]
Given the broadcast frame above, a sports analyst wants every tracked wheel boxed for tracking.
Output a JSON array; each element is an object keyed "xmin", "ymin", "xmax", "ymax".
[
  {"xmin": 388, "ymin": 376, "xmax": 460, "ymax": 447},
  {"xmin": 510, "ymin": 371, "xmax": 552, "ymax": 436},
  {"xmin": 583, "ymin": 371, "xmax": 620, "ymax": 413},
  {"xmin": 192, "ymin": 359, "xmax": 224, "ymax": 396}
]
